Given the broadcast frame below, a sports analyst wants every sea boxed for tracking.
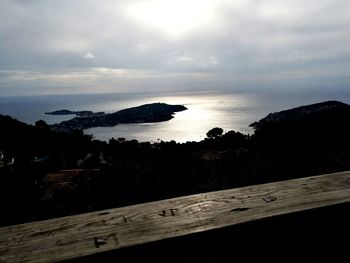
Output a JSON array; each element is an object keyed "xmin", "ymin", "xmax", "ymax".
[{"xmin": 1, "ymin": 89, "xmax": 349, "ymax": 143}]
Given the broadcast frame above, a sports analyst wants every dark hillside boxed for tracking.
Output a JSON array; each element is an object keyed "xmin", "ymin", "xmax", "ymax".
[{"xmin": 1, "ymin": 100, "xmax": 350, "ymax": 225}]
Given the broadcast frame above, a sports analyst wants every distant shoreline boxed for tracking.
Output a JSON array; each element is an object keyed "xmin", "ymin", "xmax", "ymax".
[
  {"xmin": 45, "ymin": 109, "xmax": 105, "ymax": 117},
  {"xmin": 2, "ymin": 90, "xmax": 350, "ymax": 143}
]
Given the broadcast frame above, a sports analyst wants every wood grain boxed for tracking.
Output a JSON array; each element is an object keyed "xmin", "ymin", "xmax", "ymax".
[{"xmin": 1, "ymin": 171, "xmax": 350, "ymax": 262}]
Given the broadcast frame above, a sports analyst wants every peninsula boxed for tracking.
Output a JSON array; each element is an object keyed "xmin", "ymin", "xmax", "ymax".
[
  {"xmin": 45, "ymin": 109, "xmax": 105, "ymax": 117},
  {"xmin": 51, "ymin": 102, "xmax": 187, "ymax": 132}
]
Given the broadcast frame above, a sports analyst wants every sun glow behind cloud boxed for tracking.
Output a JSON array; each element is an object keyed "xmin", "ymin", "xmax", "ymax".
[
  {"xmin": 1, "ymin": 0, "xmax": 350, "ymax": 96},
  {"xmin": 127, "ymin": 0, "xmax": 218, "ymax": 36}
]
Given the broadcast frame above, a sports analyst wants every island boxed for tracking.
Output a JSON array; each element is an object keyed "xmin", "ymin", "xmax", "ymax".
[
  {"xmin": 45, "ymin": 109, "xmax": 105, "ymax": 117},
  {"xmin": 50, "ymin": 102, "xmax": 187, "ymax": 132}
]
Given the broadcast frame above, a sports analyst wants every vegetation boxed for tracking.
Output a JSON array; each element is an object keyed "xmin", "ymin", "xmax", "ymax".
[
  {"xmin": 0, "ymin": 100, "xmax": 350, "ymax": 227},
  {"xmin": 206, "ymin": 127, "xmax": 224, "ymax": 138}
]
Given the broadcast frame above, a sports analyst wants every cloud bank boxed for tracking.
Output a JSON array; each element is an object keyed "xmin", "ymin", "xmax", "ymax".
[{"xmin": 0, "ymin": 0, "xmax": 349, "ymax": 95}]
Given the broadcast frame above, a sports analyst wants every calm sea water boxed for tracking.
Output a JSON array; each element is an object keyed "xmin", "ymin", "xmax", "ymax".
[{"xmin": 1, "ymin": 90, "xmax": 349, "ymax": 143}]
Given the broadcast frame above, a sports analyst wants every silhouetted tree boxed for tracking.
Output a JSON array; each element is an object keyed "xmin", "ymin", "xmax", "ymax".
[{"xmin": 206, "ymin": 127, "xmax": 223, "ymax": 138}]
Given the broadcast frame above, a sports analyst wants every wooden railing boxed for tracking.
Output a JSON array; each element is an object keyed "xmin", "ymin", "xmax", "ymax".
[{"xmin": 1, "ymin": 171, "xmax": 350, "ymax": 262}]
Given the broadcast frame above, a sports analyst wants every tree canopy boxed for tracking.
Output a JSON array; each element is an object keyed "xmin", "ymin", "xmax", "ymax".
[{"xmin": 206, "ymin": 127, "xmax": 223, "ymax": 138}]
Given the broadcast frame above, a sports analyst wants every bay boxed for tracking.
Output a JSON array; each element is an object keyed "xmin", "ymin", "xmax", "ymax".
[{"xmin": 1, "ymin": 89, "xmax": 349, "ymax": 143}]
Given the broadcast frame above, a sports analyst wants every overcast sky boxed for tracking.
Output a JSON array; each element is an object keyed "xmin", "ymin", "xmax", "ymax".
[{"xmin": 1, "ymin": 0, "xmax": 350, "ymax": 96}]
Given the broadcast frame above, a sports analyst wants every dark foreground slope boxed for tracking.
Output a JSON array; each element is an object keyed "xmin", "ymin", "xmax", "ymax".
[{"xmin": 1, "ymin": 100, "xmax": 350, "ymax": 226}]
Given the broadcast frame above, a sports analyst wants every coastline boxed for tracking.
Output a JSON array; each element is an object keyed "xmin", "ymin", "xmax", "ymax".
[
  {"xmin": 1, "ymin": 90, "xmax": 350, "ymax": 142},
  {"xmin": 1, "ymin": 99, "xmax": 350, "ymax": 227}
]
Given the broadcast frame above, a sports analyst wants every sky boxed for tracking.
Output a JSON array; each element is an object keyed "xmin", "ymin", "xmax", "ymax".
[{"xmin": 0, "ymin": 0, "xmax": 350, "ymax": 96}]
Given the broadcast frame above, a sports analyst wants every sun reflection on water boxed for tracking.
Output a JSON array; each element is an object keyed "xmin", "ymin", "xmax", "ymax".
[{"xmin": 86, "ymin": 93, "xmax": 258, "ymax": 143}]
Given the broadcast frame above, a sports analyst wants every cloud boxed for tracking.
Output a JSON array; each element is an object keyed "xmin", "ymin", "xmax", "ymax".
[
  {"xmin": 0, "ymin": 0, "xmax": 350, "ymax": 95},
  {"xmin": 0, "ymin": 67, "xmax": 227, "ymax": 96},
  {"xmin": 177, "ymin": 56, "xmax": 194, "ymax": 63},
  {"xmin": 126, "ymin": 0, "xmax": 218, "ymax": 36},
  {"xmin": 209, "ymin": 56, "xmax": 218, "ymax": 65},
  {"xmin": 84, "ymin": 52, "xmax": 95, "ymax": 59}
]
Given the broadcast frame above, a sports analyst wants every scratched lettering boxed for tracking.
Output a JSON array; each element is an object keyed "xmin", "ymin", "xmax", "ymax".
[
  {"xmin": 94, "ymin": 233, "xmax": 119, "ymax": 248},
  {"xmin": 159, "ymin": 208, "xmax": 179, "ymax": 217},
  {"xmin": 263, "ymin": 196, "xmax": 277, "ymax": 203},
  {"xmin": 105, "ymin": 215, "xmax": 127, "ymax": 225}
]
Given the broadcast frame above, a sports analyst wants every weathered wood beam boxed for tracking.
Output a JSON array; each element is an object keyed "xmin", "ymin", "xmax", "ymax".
[{"xmin": 1, "ymin": 171, "xmax": 350, "ymax": 263}]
